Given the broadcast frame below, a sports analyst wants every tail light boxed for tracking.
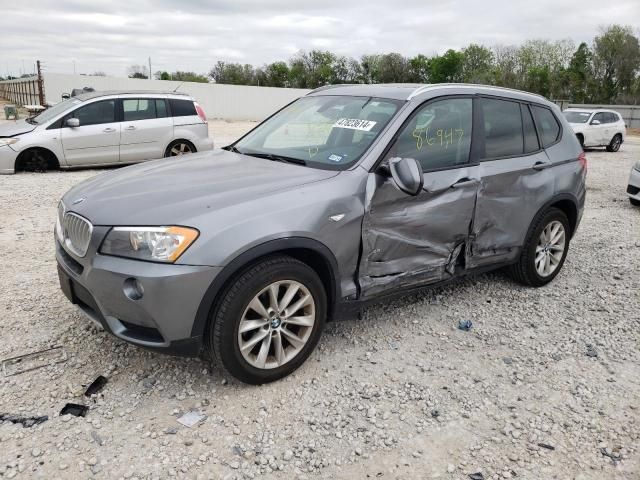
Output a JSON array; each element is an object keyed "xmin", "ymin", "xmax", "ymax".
[
  {"xmin": 194, "ymin": 102, "xmax": 207, "ymax": 123},
  {"xmin": 578, "ymin": 151, "xmax": 587, "ymax": 172}
]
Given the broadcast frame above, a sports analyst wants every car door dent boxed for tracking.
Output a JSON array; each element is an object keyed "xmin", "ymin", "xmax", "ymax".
[{"xmin": 358, "ymin": 168, "xmax": 478, "ymax": 298}]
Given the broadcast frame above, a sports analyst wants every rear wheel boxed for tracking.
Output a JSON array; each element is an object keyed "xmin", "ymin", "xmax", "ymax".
[
  {"xmin": 207, "ymin": 255, "xmax": 326, "ymax": 384},
  {"xmin": 606, "ymin": 134, "xmax": 622, "ymax": 152},
  {"xmin": 508, "ymin": 208, "xmax": 570, "ymax": 287},
  {"xmin": 165, "ymin": 140, "xmax": 195, "ymax": 157}
]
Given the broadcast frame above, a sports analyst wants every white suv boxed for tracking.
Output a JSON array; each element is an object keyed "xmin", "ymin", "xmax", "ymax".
[
  {"xmin": 563, "ymin": 108, "xmax": 626, "ymax": 152},
  {"xmin": 0, "ymin": 91, "xmax": 213, "ymax": 174}
]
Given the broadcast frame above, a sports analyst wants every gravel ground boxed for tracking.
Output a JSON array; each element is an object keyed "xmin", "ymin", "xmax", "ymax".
[{"xmin": 0, "ymin": 122, "xmax": 638, "ymax": 480}]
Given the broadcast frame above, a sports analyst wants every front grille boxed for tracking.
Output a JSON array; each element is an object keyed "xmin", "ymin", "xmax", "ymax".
[{"xmin": 62, "ymin": 212, "xmax": 92, "ymax": 257}]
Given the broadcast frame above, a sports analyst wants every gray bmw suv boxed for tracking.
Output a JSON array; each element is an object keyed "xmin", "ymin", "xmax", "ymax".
[{"xmin": 55, "ymin": 84, "xmax": 586, "ymax": 384}]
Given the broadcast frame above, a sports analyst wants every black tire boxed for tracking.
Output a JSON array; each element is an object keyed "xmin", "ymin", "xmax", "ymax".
[
  {"xmin": 630, "ymin": 198, "xmax": 640, "ymax": 207},
  {"xmin": 508, "ymin": 208, "xmax": 570, "ymax": 287},
  {"xmin": 606, "ymin": 134, "xmax": 622, "ymax": 152},
  {"xmin": 207, "ymin": 255, "xmax": 326, "ymax": 384},
  {"xmin": 165, "ymin": 140, "xmax": 196, "ymax": 157},
  {"xmin": 15, "ymin": 148, "xmax": 58, "ymax": 172}
]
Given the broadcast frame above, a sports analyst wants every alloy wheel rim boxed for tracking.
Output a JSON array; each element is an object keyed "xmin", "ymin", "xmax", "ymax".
[
  {"xmin": 170, "ymin": 143, "xmax": 192, "ymax": 156},
  {"xmin": 535, "ymin": 220, "xmax": 566, "ymax": 277},
  {"xmin": 237, "ymin": 280, "xmax": 315, "ymax": 370}
]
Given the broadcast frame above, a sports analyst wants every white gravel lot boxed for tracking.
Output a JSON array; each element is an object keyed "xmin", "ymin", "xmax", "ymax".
[{"xmin": 0, "ymin": 121, "xmax": 638, "ymax": 480}]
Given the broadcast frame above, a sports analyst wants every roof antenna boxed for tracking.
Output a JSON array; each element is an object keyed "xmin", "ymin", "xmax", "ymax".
[{"xmin": 173, "ymin": 82, "xmax": 185, "ymax": 92}]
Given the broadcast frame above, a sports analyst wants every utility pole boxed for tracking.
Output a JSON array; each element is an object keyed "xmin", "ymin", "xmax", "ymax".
[
  {"xmin": 148, "ymin": 57, "xmax": 152, "ymax": 79},
  {"xmin": 36, "ymin": 60, "xmax": 45, "ymax": 106}
]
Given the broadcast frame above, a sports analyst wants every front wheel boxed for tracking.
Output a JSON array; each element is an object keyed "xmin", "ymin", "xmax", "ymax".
[
  {"xmin": 606, "ymin": 134, "xmax": 622, "ymax": 152},
  {"xmin": 208, "ymin": 255, "xmax": 326, "ymax": 384},
  {"xmin": 508, "ymin": 208, "xmax": 570, "ymax": 287}
]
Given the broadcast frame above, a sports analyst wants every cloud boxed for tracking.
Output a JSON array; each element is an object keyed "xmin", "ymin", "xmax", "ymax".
[{"xmin": 1, "ymin": 0, "xmax": 638, "ymax": 78}]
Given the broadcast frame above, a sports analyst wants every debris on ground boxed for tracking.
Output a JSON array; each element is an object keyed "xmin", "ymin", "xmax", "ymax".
[
  {"xmin": 538, "ymin": 442, "xmax": 556, "ymax": 450},
  {"xmin": 468, "ymin": 473, "xmax": 485, "ymax": 480},
  {"xmin": 458, "ymin": 319, "xmax": 473, "ymax": 331},
  {"xmin": 84, "ymin": 375, "xmax": 108, "ymax": 397},
  {"xmin": 60, "ymin": 403, "xmax": 89, "ymax": 417},
  {"xmin": 177, "ymin": 410, "xmax": 207, "ymax": 428},
  {"xmin": 0, "ymin": 413, "xmax": 48, "ymax": 428},
  {"xmin": 586, "ymin": 344, "xmax": 598, "ymax": 358},
  {"xmin": 2, "ymin": 346, "xmax": 67, "ymax": 376}
]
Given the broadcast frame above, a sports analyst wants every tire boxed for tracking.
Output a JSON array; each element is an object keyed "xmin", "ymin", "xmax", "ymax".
[
  {"xmin": 630, "ymin": 198, "xmax": 640, "ymax": 207},
  {"xmin": 207, "ymin": 255, "xmax": 326, "ymax": 384},
  {"xmin": 165, "ymin": 140, "xmax": 196, "ymax": 157},
  {"xmin": 606, "ymin": 134, "xmax": 622, "ymax": 152},
  {"xmin": 16, "ymin": 148, "xmax": 57, "ymax": 172},
  {"xmin": 508, "ymin": 208, "xmax": 570, "ymax": 287}
]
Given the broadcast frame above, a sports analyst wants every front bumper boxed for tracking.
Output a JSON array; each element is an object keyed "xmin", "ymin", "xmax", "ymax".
[
  {"xmin": 628, "ymin": 167, "xmax": 640, "ymax": 202},
  {"xmin": 55, "ymin": 229, "xmax": 220, "ymax": 356},
  {"xmin": 0, "ymin": 145, "xmax": 18, "ymax": 174}
]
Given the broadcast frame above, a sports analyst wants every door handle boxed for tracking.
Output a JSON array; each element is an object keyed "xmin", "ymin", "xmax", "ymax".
[
  {"xmin": 125, "ymin": 126, "xmax": 136, "ymax": 130},
  {"xmin": 532, "ymin": 161, "xmax": 552, "ymax": 171},
  {"xmin": 451, "ymin": 178, "xmax": 479, "ymax": 189},
  {"xmin": 103, "ymin": 127, "xmax": 116, "ymax": 133}
]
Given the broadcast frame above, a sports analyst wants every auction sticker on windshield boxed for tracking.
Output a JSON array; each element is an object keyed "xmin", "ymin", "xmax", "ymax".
[{"xmin": 334, "ymin": 118, "xmax": 377, "ymax": 131}]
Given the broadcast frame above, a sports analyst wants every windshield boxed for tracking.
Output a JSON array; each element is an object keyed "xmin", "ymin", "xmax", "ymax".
[
  {"xmin": 231, "ymin": 95, "xmax": 403, "ymax": 170},
  {"xmin": 31, "ymin": 98, "xmax": 82, "ymax": 124},
  {"xmin": 563, "ymin": 111, "xmax": 592, "ymax": 124}
]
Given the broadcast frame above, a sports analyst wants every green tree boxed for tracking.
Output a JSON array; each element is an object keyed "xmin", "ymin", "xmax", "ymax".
[
  {"xmin": 592, "ymin": 25, "xmax": 640, "ymax": 103},
  {"xmin": 429, "ymin": 49, "xmax": 464, "ymax": 83},
  {"xmin": 171, "ymin": 71, "xmax": 209, "ymax": 83},
  {"xmin": 566, "ymin": 43, "xmax": 593, "ymax": 103},
  {"xmin": 408, "ymin": 54, "xmax": 430, "ymax": 83},
  {"xmin": 209, "ymin": 62, "xmax": 256, "ymax": 85},
  {"xmin": 371, "ymin": 53, "xmax": 410, "ymax": 83},
  {"xmin": 461, "ymin": 44, "xmax": 493, "ymax": 83},
  {"xmin": 262, "ymin": 62, "xmax": 290, "ymax": 87}
]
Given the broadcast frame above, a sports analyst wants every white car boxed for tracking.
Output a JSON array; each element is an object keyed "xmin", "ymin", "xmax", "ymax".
[
  {"xmin": 628, "ymin": 161, "xmax": 640, "ymax": 206},
  {"xmin": 0, "ymin": 91, "xmax": 214, "ymax": 174},
  {"xmin": 563, "ymin": 108, "xmax": 626, "ymax": 152}
]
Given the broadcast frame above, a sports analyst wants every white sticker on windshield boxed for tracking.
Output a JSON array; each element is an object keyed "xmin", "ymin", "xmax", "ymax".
[{"xmin": 334, "ymin": 118, "xmax": 377, "ymax": 131}]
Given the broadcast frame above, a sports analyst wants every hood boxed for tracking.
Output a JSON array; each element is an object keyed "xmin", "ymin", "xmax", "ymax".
[
  {"xmin": 63, "ymin": 149, "xmax": 340, "ymax": 226},
  {"xmin": 0, "ymin": 119, "xmax": 37, "ymax": 137}
]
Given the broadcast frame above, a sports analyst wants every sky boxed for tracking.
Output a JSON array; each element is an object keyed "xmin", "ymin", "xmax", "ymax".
[{"xmin": 2, "ymin": 0, "xmax": 639, "ymax": 78}]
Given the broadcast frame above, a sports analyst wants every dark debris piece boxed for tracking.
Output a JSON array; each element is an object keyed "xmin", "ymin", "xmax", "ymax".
[
  {"xmin": 468, "ymin": 473, "xmax": 485, "ymax": 480},
  {"xmin": 84, "ymin": 375, "xmax": 108, "ymax": 397},
  {"xmin": 0, "ymin": 413, "xmax": 48, "ymax": 428},
  {"xmin": 538, "ymin": 442, "xmax": 556, "ymax": 450},
  {"xmin": 60, "ymin": 403, "xmax": 89, "ymax": 417}
]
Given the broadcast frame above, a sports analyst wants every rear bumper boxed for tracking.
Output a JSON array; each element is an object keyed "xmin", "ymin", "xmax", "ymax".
[
  {"xmin": 628, "ymin": 167, "xmax": 640, "ymax": 201},
  {"xmin": 0, "ymin": 145, "xmax": 18, "ymax": 174},
  {"xmin": 55, "ymin": 237, "xmax": 221, "ymax": 356}
]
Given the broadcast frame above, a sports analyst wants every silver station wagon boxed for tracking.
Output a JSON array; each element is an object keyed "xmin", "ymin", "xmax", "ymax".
[
  {"xmin": 55, "ymin": 84, "xmax": 586, "ymax": 384},
  {"xmin": 0, "ymin": 91, "xmax": 213, "ymax": 174}
]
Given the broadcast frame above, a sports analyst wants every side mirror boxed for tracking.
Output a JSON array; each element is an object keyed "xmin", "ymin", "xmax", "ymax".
[
  {"xmin": 66, "ymin": 118, "xmax": 80, "ymax": 128},
  {"xmin": 590, "ymin": 119, "xmax": 600, "ymax": 125},
  {"xmin": 389, "ymin": 157, "xmax": 423, "ymax": 196}
]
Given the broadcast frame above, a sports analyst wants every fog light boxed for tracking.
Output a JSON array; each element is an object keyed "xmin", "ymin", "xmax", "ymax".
[{"xmin": 123, "ymin": 278, "xmax": 144, "ymax": 300}]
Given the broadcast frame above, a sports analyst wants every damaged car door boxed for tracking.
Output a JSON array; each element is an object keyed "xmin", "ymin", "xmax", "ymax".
[{"xmin": 359, "ymin": 97, "xmax": 479, "ymax": 297}]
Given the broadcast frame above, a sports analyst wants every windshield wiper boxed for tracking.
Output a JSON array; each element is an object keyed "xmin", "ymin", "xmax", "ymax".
[
  {"xmin": 244, "ymin": 152, "xmax": 307, "ymax": 166},
  {"xmin": 222, "ymin": 145, "xmax": 242, "ymax": 153}
]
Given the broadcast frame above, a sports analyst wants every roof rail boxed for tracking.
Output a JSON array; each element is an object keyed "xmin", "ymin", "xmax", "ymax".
[
  {"xmin": 407, "ymin": 83, "xmax": 547, "ymax": 100},
  {"xmin": 305, "ymin": 84, "xmax": 351, "ymax": 95}
]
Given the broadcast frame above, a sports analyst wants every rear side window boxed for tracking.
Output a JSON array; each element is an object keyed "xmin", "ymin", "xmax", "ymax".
[
  {"xmin": 385, "ymin": 97, "xmax": 472, "ymax": 171},
  {"xmin": 123, "ymin": 99, "xmax": 157, "ymax": 121},
  {"xmin": 156, "ymin": 99, "xmax": 168, "ymax": 118},
  {"xmin": 522, "ymin": 104, "xmax": 539, "ymax": 153},
  {"xmin": 480, "ymin": 98, "xmax": 523, "ymax": 158},
  {"xmin": 67, "ymin": 100, "xmax": 115, "ymax": 126},
  {"xmin": 607, "ymin": 112, "xmax": 619, "ymax": 123},
  {"xmin": 169, "ymin": 99, "xmax": 197, "ymax": 117},
  {"xmin": 531, "ymin": 106, "xmax": 560, "ymax": 147}
]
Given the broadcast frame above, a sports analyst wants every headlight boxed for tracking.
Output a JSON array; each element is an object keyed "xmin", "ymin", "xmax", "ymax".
[
  {"xmin": 634, "ymin": 161, "xmax": 640, "ymax": 172},
  {"xmin": 0, "ymin": 138, "xmax": 19, "ymax": 147},
  {"xmin": 100, "ymin": 226, "xmax": 199, "ymax": 263},
  {"xmin": 55, "ymin": 201, "xmax": 65, "ymax": 243}
]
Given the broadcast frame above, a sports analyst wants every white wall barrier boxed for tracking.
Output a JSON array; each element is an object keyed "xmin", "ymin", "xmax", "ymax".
[{"xmin": 33, "ymin": 73, "xmax": 310, "ymax": 121}]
